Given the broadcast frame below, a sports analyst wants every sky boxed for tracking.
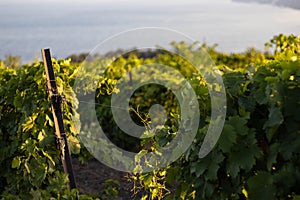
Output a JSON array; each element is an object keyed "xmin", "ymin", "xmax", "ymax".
[
  {"xmin": 0, "ymin": 0, "xmax": 223, "ymax": 6},
  {"xmin": 1, "ymin": 0, "xmax": 299, "ymax": 61}
]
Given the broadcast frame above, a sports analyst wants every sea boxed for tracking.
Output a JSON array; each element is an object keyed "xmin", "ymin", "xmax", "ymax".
[{"xmin": 0, "ymin": 0, "xmax": 300, "ymax": 63}]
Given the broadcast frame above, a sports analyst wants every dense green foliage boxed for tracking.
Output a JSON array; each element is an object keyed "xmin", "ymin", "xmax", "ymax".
[
  {"xmin": 0, "ymin": 59, "xmax": 85, "ymax": 199},
  {"xmin": 0, "ymin": 33, "xmax": 299, "ymax": 199},
  {"xmin": 133, "ymin": 34, "xmax": 300, "ymax": 200}
]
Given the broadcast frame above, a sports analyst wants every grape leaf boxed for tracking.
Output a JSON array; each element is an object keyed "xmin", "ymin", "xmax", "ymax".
[
  {"xmin": 247, "ymin": 172, "xmax": 275, "ymax": 200},
  {"xmin": 218, "ymin": 124, "xmax": 236, "ymax": 153}
]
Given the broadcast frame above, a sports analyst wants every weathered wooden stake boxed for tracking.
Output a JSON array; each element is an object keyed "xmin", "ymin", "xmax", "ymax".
[{"xmin": 42, "ymin": 48, "xmax": 77, "ymax": 190}]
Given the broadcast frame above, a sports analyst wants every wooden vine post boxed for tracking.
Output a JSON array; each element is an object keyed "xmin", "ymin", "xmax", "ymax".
[{"xmin": 41, "ymin": 49, "xmax": 77, "ymax": 189}]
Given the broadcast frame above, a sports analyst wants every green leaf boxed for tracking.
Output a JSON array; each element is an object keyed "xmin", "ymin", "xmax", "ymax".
[
  {"xmin": 267, "ymin": 143, "xmax": 278, "ymax": 171},
  {"xmin": 263, "ymin": 107, "xmax": 283, "ymax": 129},
  {"xmin": 45, "ymin": 114, "xmax": 54, "ymax": 127},
  {"xmin": 253, "ymin": 86, "xmax": 268, "ymax": 105},
  {"xmin": 22, "ymin": 117, "xmax": 34, "ymax": 132},
  {"xmin": 190, "ymin": 160, "xmax": 209, "ymax": 178},
  {"xmin": 293, "ymin": 195, "xmax": 300, "ymax": 200},
  {"xmin": 12, "ymin": 156, "xmax": 21, "ymax": 169},
  {"xmin": 247, "ymin": 172, "xmax": 275, "ymax": 200},
  {"xmin": 141, "ymin": 174, "xmax": 153, "ymax": 187},
  {"xmin": 218, "ymin": 124, "xmax": 236, "ymax": 153},
  {"xmin": 166, "ymin": 167, "xmax": 179, "ymax": 186},
  {"xmin": 240, "ymin": 148, "xmax": 258, "ymax": 170},
  {"xmin": 227, "ymin": 116, "xmax": 248, "ymax": 136},
  {"xmin": 238, "ymin": 95, "xmax": 256, "ymax": 112},
  {"xmin": 13, "ymin": 94, "xmax": 23, "ymax": 109},
  {"xmin": 179, "ymin": 182, "xmax": 189, "ymax": 200},
  {"xmin": 223, "ymin": 72, "xmax": 245, "ymax": 96},
  {"xmin": 37, "ymin": 131, "xmax": 45, "ymax": 142},
  {"xmin": 228, "ymin": 145, "xmax": 259, "ymax": 172},
  {"xmin": 206, "ymin": 162, "xmax": 220, "ymax": 180},
  {"xmin": 29, "ymin": 189, "xmax": 42, "ymax": 200},
  {"xmin": 41, "ymin": 150, "xmax": 55, "ymax": 166},
  {"xmin": 29, "ymin": 158, "xmax": 48, "ymax": 187},
  {"xmin": 278, "ymin": 132, "xmax": 300, "ymax": 159},
  {"xmin": 227, "ymin": 162, "xmax": 239, "ymax": 178},
  {"xmin": 263, "ymin": 107, "xmax": 284, "ymax": 141}
]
